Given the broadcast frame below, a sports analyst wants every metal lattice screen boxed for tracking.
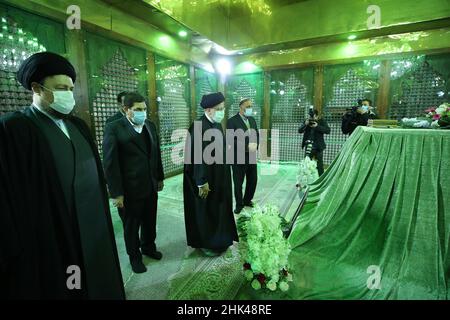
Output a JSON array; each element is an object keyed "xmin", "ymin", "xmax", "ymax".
[
  {"xmin": 225, "ymin": 73, "xmax": 264, "ymax": 128},
  {"xmin": 90, "ymin": 49, "xmax": 140, "ymax": 155},
  {"xmin": 0, "ymin": 6, "xmax": 65, "ymax": 116},
  {"xmin": 195, "ymin": 68, "xmax": 217, "ymax": 120},
  {"xmin": 270, "ymin": 69, "xmax": 314, "ymax": 162},
  {"xmin": 388, "ymin": 58, "xmax": 449, "ymax": 119},
  {"xmin": 155, "ymin": 56, "xmax": 191, "ymax": 176},
  {"xmin": 323, "ymin": 66, "xmax": 378, "ymax": 166},
  {"xmin": 85, "ymin": 32, "xmax": 147, "ymax": 157}
]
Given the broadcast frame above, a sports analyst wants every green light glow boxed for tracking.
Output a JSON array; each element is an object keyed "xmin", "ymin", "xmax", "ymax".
[
  {"xmin": 159, "ymin": 35, "xmax": 173, "ymax": 48},
  {"xmin": 348, "ymin": 35, "xmax": 357, "ymax": 40},
  {"xmin": 178, "ymin": 30, "xmax": 188, "ymax": 37},
  {"xmin": 344, "ymin": 42, "xmax": 357, "ymax": 55}
]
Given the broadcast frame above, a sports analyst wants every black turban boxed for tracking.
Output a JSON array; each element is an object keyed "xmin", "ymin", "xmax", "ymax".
[
  {"xmin": 200, "ymin": 92, "xmax": 225, "ymax": 109},
  {"xmin": 16, "ymin": 52, "xmax": 76, "ymax": 90}
]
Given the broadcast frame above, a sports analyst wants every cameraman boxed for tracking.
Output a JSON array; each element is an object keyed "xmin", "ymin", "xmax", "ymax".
[
  {"xmin": 298, "ymin": 109, "xmax": 330, "ymax": 176},
  {"xmin": 341, "ymin": 98, "xmax": 377, "ymax": 135}
]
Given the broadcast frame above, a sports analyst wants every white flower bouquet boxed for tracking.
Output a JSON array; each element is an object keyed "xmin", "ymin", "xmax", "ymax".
[
  {"xmin": 296, "ymin": 156, "xmax": 319, "ymax": 188},
  {"xmin": 237, "ymin": 205, "xmax": 293, "ymax": 292}
]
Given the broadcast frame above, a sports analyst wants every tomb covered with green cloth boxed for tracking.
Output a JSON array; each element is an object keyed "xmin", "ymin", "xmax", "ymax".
[{"xmin": 287, "ymin": 126, "xmax": 450, "ymax": 300}]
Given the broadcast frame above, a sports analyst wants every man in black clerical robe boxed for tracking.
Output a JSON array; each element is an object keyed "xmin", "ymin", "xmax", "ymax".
[
  {"xmin": 183, "ymin": 92, "xmax": 238, "ymax": 257},
  {"xmin": 0, "ymin": 52, "xmax": 124, "ymax": 299}
]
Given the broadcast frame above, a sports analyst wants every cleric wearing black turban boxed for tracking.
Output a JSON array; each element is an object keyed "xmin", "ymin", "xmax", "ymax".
[
  {"xmin": 183, "ymin": 92, "xmax": 238, "ymax": 256},
  {"xmin": 0, "ymin": 52, "xmax": 124, "ymax": 299}
]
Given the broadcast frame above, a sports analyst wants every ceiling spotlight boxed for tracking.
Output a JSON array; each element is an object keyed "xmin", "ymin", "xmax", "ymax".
[
  {"xmin": 178, "ymin": 30, "xmax": 188, "ymax": 37},
  {"xmin": 215, "ymin": 58, "xmax": 232, "ymax": 76}
]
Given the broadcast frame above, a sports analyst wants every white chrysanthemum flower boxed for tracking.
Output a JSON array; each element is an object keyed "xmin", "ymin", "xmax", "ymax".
[
  {"xmin": 251, "ymin": 279, "xmax": 261, "ymax": 290},
  {"xmin": 286, "ymin": 273, "xmax": 293, "ymax": 282},
  {"xmin": 244, "ymin": 269, "xmax": 254, "ymax": 281},
  {"xmin": 267, "ymin": 281, "xmax": 277, "ymax": 291},
  {"xmin": 431, "ymin": 120, "xmax": 440, "ymax": 128},
  {"xmin": 436, "ymin": 104, "xmax": 447, "ymax": 115},
  {"xmin": 279, "ymin": 282, "xmax": 289, "ymax": 292}
]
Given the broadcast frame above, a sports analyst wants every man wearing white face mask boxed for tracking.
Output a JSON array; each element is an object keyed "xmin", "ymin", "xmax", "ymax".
[
  {"xmin": 0, "ymin": 52, "xmax": 124, "ymax": 299},
  {"xmin": 226, "ymin": 98, "xmax": 259, "ymax": 214},
  {"xmin": 103, "ymin": 92, "xmax": 164, "ymax": 274},
  {"xmin": 183, "ymin": 92, "xmax": 238, "ymax": 257}
]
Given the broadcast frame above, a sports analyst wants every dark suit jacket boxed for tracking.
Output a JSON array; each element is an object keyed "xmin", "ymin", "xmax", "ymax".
[
  {"xmin": 226, "ymin": 113, "xmax": 259, "ymax": 164},
  {"xmin": 298, "ymin": 118, "xmax": 330, "ymax": 152},
  {"xmin": 341, "ymin": 110, "xmax": 377, "ymax": 135},
  {"xmin": 103, "ymin": 116, "xmax": 164, "ymax": 200},
  {"xmin": 106, "ymin": 111, "xmax": 124, "ymax": 125}
]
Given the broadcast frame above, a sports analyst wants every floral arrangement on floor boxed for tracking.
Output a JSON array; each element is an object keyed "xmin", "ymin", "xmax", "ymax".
[
  {"xmin": 236, "ymin": 205, "xmax": 293, "ymax": 292},
  {"xmin": 296, "ymin": 156, "xmax": 319, "ymax": 188},
  {"xmin": 425, "ymin": 103, "xmax": 450, "ymax": 128},
  {"xmin": 401, "ymin": 103, "xmax": 450, "ymax": 129}
]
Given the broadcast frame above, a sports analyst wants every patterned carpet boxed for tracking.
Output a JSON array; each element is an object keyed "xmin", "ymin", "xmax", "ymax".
[{"xmin": 109, "ymin": 162, "xmax": 299, "ymax": 300}]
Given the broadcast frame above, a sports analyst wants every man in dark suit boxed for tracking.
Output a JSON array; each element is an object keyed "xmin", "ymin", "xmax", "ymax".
[
  {"xmin": 0, "ymin": 52, "xmax": 124, "ymax": 299},
  {"xmin": 103, "ymin": 92, "xmax": 164, "ymax": 274},
  {"xmin": 298, "ymin": 108, "xmax": 330, "ymax": 176},
  {"xmin": 106, "ymin": 91, "xmax": 127, "ymax": 124},
  {"xmin": 341, "ymin": 98, "xmax": 377, "ymax": 135},
  {"xmin": 226, "ymin": 98, "xmax": 259, "ymax": 214}
]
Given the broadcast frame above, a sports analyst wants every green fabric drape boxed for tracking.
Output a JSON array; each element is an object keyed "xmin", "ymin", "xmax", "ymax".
[
  {"xmin": 288, "ymin": 126, "xmax": 450, "ymax": 299},
  {"xmin": 85, "ymin": 32, "xmax": 147, "ymax": 104},
  {"xmin": 0, "ymin": 4, "xmax": 65, "ymax": 54}
]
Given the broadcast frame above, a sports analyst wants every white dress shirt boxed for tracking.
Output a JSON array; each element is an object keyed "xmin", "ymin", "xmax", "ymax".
[{"xmin": 126, "ymin": 117, "xmax": 144, "ymax": 134}]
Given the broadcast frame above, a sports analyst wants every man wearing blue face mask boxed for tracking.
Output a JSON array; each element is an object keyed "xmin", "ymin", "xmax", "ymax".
[
  {"xmin": 226, "ymin": 98, "xmax": 259, "ymax": 214},
  {"xmin": 0, "ymin": 52, "xmax": 124, "ymax": 299},
  {"xmin": 103, "ymin": 92, "xmax": 164, "ymax": 274},
  {"xmin": 341, "ymin": 98, "xmax": 377, "ymax": 135}
]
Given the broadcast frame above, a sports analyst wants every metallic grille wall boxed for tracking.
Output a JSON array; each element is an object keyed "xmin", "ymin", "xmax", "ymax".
[
  {"xmin": 226, "ymin": 73, "xmax": 264, "ymax": 128},
  {"xmin": 323, "ymin": 68, "xmax": 377, "ymax": 166},
  {"xmin": 155, "ymin": 57, "xmax": 191, "ymax": 176},
  {"xmin": 0, "ymin": 16, "xmax": 46, "ymax": 116},
  {"xmin": 195, "ymin": 68, "xmax": 217, "ymax": 120},
  {"xmin": 92, "ymin": 49, "xmax": 139, "ymax": 156},
  {"xmin": 271, "ymin": 74, "xmax": 312, "ymax": 162},
  {"xmin": 389, "ymin": 61, "xmax": 447, "ymax": 119}
]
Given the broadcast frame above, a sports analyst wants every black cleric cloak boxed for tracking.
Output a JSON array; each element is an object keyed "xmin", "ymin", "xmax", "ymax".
[
  {"xmin": 183, "ymin": 115, "xmax": 238, "ymax": 250},
  {"xmin": 0, "ymin": 107, "xmax": 124, "ymax": 299}
]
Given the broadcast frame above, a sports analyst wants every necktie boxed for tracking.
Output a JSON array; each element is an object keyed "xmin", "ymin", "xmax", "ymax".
[{"xmin": 244, "ymin": 118, "xmax": 250, "ymax": 129}]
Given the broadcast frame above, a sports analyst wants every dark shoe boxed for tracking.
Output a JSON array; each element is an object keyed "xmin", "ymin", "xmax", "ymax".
[
  {"xmin": 244, "ymin": 201, "xmax": 255, "ymax": 208},
  {"xmin": 142, "ymin": 250, "xmax": 163, "ymax": 260},
  {"xmin": 234, "ymin": 206, "xmax": 244, "ymax": 214},
  {"xmin": 130, "ymin": 258, "xmax": 147, "ymax": 273}
]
